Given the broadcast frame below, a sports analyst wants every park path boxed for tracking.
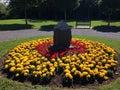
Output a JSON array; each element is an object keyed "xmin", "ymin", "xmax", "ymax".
[{"xmin": 0, "ymin": 29, "xmax": 120, "ymax": 42}]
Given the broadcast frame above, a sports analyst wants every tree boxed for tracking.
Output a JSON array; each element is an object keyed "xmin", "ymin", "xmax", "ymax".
[
  {"xmin": 0, "ymin": 3, "xmax": 7, "ymax": 19},
  {"xmin": 9, "ymin": 0, "xmax": 45, "ymax": 25},
  {"xmin": 54, "ymin": 0, "xmax": 80, "ymax": 21},
  {"xmin": 100, "ymin": 0, "xmax": 120, "ymax": 26}
]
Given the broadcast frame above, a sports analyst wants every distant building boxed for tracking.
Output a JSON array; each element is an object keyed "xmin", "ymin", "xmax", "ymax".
[{"xmin": 0, "ymin": 0, "xmax": 9, "ymax": 5}]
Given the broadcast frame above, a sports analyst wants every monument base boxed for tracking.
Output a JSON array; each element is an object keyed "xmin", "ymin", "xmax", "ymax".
[{"xmin": 49, "ymin": 44, "xmax": 75, "ymax": 51}]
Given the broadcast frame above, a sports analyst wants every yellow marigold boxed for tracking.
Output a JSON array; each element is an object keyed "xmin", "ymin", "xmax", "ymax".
[
  {"xmin": 64, "ymin": 69, "xmax": 70, "ymax": 73},
  {"xmin": 49, "ymin": 72, "xmax": 53, "ymax": 75},
  {"xmin": 83, "ymin": 71, "xmax": 88, "ymax": 76},
  {"xmin": 59, "ymin": 63, "xmax": 65, "ymax": 67},
  {"xmin": 50, "ymin": 68, "xmax": 55, "ymax": 72},
  {"xmin": 38, "ymin": 71, "xmax": 42, "ymax": 75},
  {"xmin": 62, "ymin": 57, "xmax": 66, "ymax": 60},
  {"xmin": 15, "ymin": 73, "xmax": 20, "ymax": 77},
  {"xmin": 24, "ymin": 72, "xmax": 28, "ymax": 76},
  {"xmin": 42, "ymin": 73, "xmax": 46, "ymax": 77},
  {"xmin": 79, "ymin": 72, "xmax": 83, "ymax": 77},
  {"xmin": 71, "ymin": 67, "xmax": 76, "ymax": 73},
  {"xmin": 65, "ymin": 65, "xmax": 70, "ymax": 69},
  {"xmin": 110, "ymin": 63, "xmax": 116, "ymax": 66},
  {"xmin": 65, "ymin": 58, "xmax": 71, "ymax": 63},
  {"xmin": 36, "ymin": 61, "xmax": 41, "ymax": 64},
  {"xmin": 98, "ymin": 62, "xmax": 102, "ymax": 65},
  {"xmin": 104, "ymin": 64, "xmax": 110, "ymax": 69},
  {"xmin": 103, "ymin": 76, "xmax": 109, "ymax": 80},
  {"xmin": 5, "ymin": 60, "xmax": 11, "ymax": 63},
  {"xmin": 65, "ymin": 73, "xmax": 73, "ymax": 79},
  {"xmin": 94, "ymin": 68, "xmax": 98, "ymax": 75},
  {"xmin": 95, "ymin": 58, "xmax": 99, "ymax": 62},
  {"xmin": 101, "ymin": 59, "xmax": 106, "ymax": 63},
  {"xmin": 51, "ymin": 58, "xmax": 56, "ymax": 62},
  {"xmin": 99, "ymin": 72, "xmax": 105, "ymax": 77},
  {"xmin": 71, "ymin": 57, "xmax": 75, "ymax": 61},
  {"xmin": 86, "ymin": 74, "xmax": 91, "ymax": 78},
  {"xmin": 34, "ymin": 74, "xmax": 38, "ymax": 77},
  {"xmin": 74, "ymin": 70, "xmax": 80, "ymax": 75},
  {"xmin": 16, "ymin": 67, "xmax": 23, "ymax": 71},
  {"xmin": 9, "ymin": 63, "xmax": 15, "ymax": 67},
  {"xmin": 91, "ymin": 61, "xmax": 96, "ymax": 65},
  {"xmin": 85, "ymin": 68, "xmax": 91, "ymax": 71},
  {"xmin": 70, "ymin": 62, "xmax": 76, "ymax": 65},
  {"xmin": 9, "ymin": 67, "xmax": 16, "ymax": 72},
  {"xmin": 4, "ymin": 64, "xmax": 9, "ymax": 69},
  {"xmin": 80, "ymin": 64, "xmax": 84, "ymax": 68}
]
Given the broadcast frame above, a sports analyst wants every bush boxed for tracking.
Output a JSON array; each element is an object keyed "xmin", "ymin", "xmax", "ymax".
[{"xmin": 0, "ymin": 3, "xmax": 7, "ymax": 19}]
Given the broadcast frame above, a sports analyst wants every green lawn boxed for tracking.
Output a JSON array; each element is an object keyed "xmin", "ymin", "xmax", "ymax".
[
  {"xmin": 0, "ymin": 19, "xmax": 120, "ymax": 30},
  {"xmin": 0, "ymin": 36, "xmax": 120, "ymax": 90}
]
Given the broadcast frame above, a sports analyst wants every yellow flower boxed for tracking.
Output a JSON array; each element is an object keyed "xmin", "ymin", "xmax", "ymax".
[
  {"xmin": 99, "ymin": 72, "xmax": 105, "ymax": 77},
  {"xmin": 4, "ymin": 64, "xmax": 9, "ymax": 69},
  {"xmin": 9, "ymin": 67, "xmax": 16, "ymax": 72},
  {"xmin": 104, "ymin": 76, "xmax": 108, "ymax": 80},
  {"xmin": 50, "ymin": 72, "xmax": 53, "ymax": 75},
  {"xmin": 80, "ymin": 64, "xmax": 84, "ymax": 68},
  {"xmin": 65, "ymin": 65, "xmax": 70, "ymax": 69},
  {"xmin": 64, "ymin": 69, "xmax": 70, "ymax": 73},
  {"xmin": 71, "ymin": 67, "xmax": 76, "ymax": 73},
  {"xmin": 111, "ymin": 63, "xmax": 116, "ymax": 66},
  {"xmin": 65, "ymin": 73, "xmax": 73, "ymax": 79},
  {"xmin": 51, "ymin": 58, "xmax": 56, "ymax": 62},
  {"xmin": 38, "ymin": 71, "xmax": 42, "ymax": 75},
  {"xmin": 94, "ymin": 68, "xmax": 98, "ymax": 75},
  {"xmin": 5, "ymin": 60, "xmax": 11, "ymax": 63},
  {"xmin": 9, "ymin": 63, "xmax": 15, "ymax": 67},
  {"xmin": 42, "ymin": 73, "xmax": 46, "ymax": 77},
  {"xmin": 62, "ymin": 57, "xmax": 66, "ymax": 60},
  {"xmin": 79, "ymin": 72, "xmax": 83, "ymax": 77},
  {"xmin": 15, "ymin": 73, "xmax": 20, "ymax": 77},
  {"xmin": 101, "ymin": 59, "xmax": 106, "ymax": 63},
  {"xmin": 83, "ymin": 71, "xmax": 88, "ymax": 76},
  {"xmin": 98, "ymin": 62, "xmax": 102, "ymax": 65},
  {"xmin": 74, "ymin": 70, "xmax": 80, "ymax": 75},
  {"xmin": 86, "ymin": 74, "xmax": 91, "ymax": 78},
  {"xmin": 36, "ymin": 61, "xmax": 41, "ymax": 64},
  {"xmin": 24, "ymin": 72, "xmax": 28, "ymax": 76}
]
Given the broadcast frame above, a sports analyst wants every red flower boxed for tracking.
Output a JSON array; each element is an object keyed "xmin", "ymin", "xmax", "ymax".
[{"xmin": 36, "ymin": 40, "xmax": 87, "ymax": 59}]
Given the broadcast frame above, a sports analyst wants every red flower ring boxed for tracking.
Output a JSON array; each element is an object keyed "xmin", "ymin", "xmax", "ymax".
[{"xmin": 36, "ymin": 40, "xmax": 87, "ymax": 59}]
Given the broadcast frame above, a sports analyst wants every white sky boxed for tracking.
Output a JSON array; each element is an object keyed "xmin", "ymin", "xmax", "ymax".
[{"xmin": 0, "ymin": 0, "xmax": 9, "ymax": 5}]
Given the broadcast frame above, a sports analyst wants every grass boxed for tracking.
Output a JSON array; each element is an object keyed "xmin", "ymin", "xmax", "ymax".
[
  {"xmin": 0, "ymin": 19, "xmax": 120, "ymax": 30},
  {"xmin": 0, "ymin": 36, "xmax": 120, "ymax": 90}
]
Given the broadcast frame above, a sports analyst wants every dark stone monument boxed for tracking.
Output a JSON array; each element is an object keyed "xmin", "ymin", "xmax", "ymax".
[{"xmin": 50, "ymin": 20, "xmax": 72, "ymax": 51}]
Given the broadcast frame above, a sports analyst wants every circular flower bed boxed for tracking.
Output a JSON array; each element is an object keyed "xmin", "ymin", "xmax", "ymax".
[{"xmin": 3, "ymin": 38, "xmax": 118, "ymax": 86}]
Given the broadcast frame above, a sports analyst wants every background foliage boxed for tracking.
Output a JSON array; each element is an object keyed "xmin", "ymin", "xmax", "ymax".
[{"xmin": 0, "ymin": 0, "xmax": 120, "ymax": 20}]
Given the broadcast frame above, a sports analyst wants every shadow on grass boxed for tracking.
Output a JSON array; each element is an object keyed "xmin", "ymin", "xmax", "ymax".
[
  {"xmin": 93, "ymin": 25, "xmax": 120, "ymax": 32},
  {"xmin": 28, "ymin": 19, "xmax": 50, "ymax": 23},
  {"xmin": 39, "ymin": 25, "xmax": 55, "ymax": 31},
  {"xmin": 0, "ymin": 24, "xmax": 33, "ymax": 31}
]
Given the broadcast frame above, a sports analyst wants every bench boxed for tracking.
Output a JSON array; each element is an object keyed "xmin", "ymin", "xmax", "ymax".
[{"xmin": 76, "ymin": 18, "xmax": 91, "ymax": 29}]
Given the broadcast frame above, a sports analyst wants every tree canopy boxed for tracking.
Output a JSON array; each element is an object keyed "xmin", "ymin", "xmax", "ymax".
[
  {"xmin": 0, "ymin": 0, "xmax": 120, "ymax": 21},
  {"xmin": 100, "ymin": 0, "xmax": 120, "ymax": 26},
  {"xmin": 0, "ymin": 3, "xmax": 7, "ymax": 19}
]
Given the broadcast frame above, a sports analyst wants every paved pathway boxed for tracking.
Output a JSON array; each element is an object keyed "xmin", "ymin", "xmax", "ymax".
[{"xmin": 0, "ymin": 29, "xmax": 120, "ymax": 42}]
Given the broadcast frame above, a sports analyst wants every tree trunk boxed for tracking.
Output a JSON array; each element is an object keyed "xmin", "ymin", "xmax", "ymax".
[
  {"xmin": 24, "ymin": 8, "xmax": 28, "ymax": 25},
  {"xmin": 107, "ymin": 9, "xmax": 112, "ymax": 27},
  {"xmin": 107, "ymin": 14, "xmax": 111, "ymax": 27},
  {"xmin": 64, "ymin": 9, "xmax": 67, "ymax": 21},
  {"xmin": 24, "ymin": 0, "xmax": 28, "ymax": 26}
]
